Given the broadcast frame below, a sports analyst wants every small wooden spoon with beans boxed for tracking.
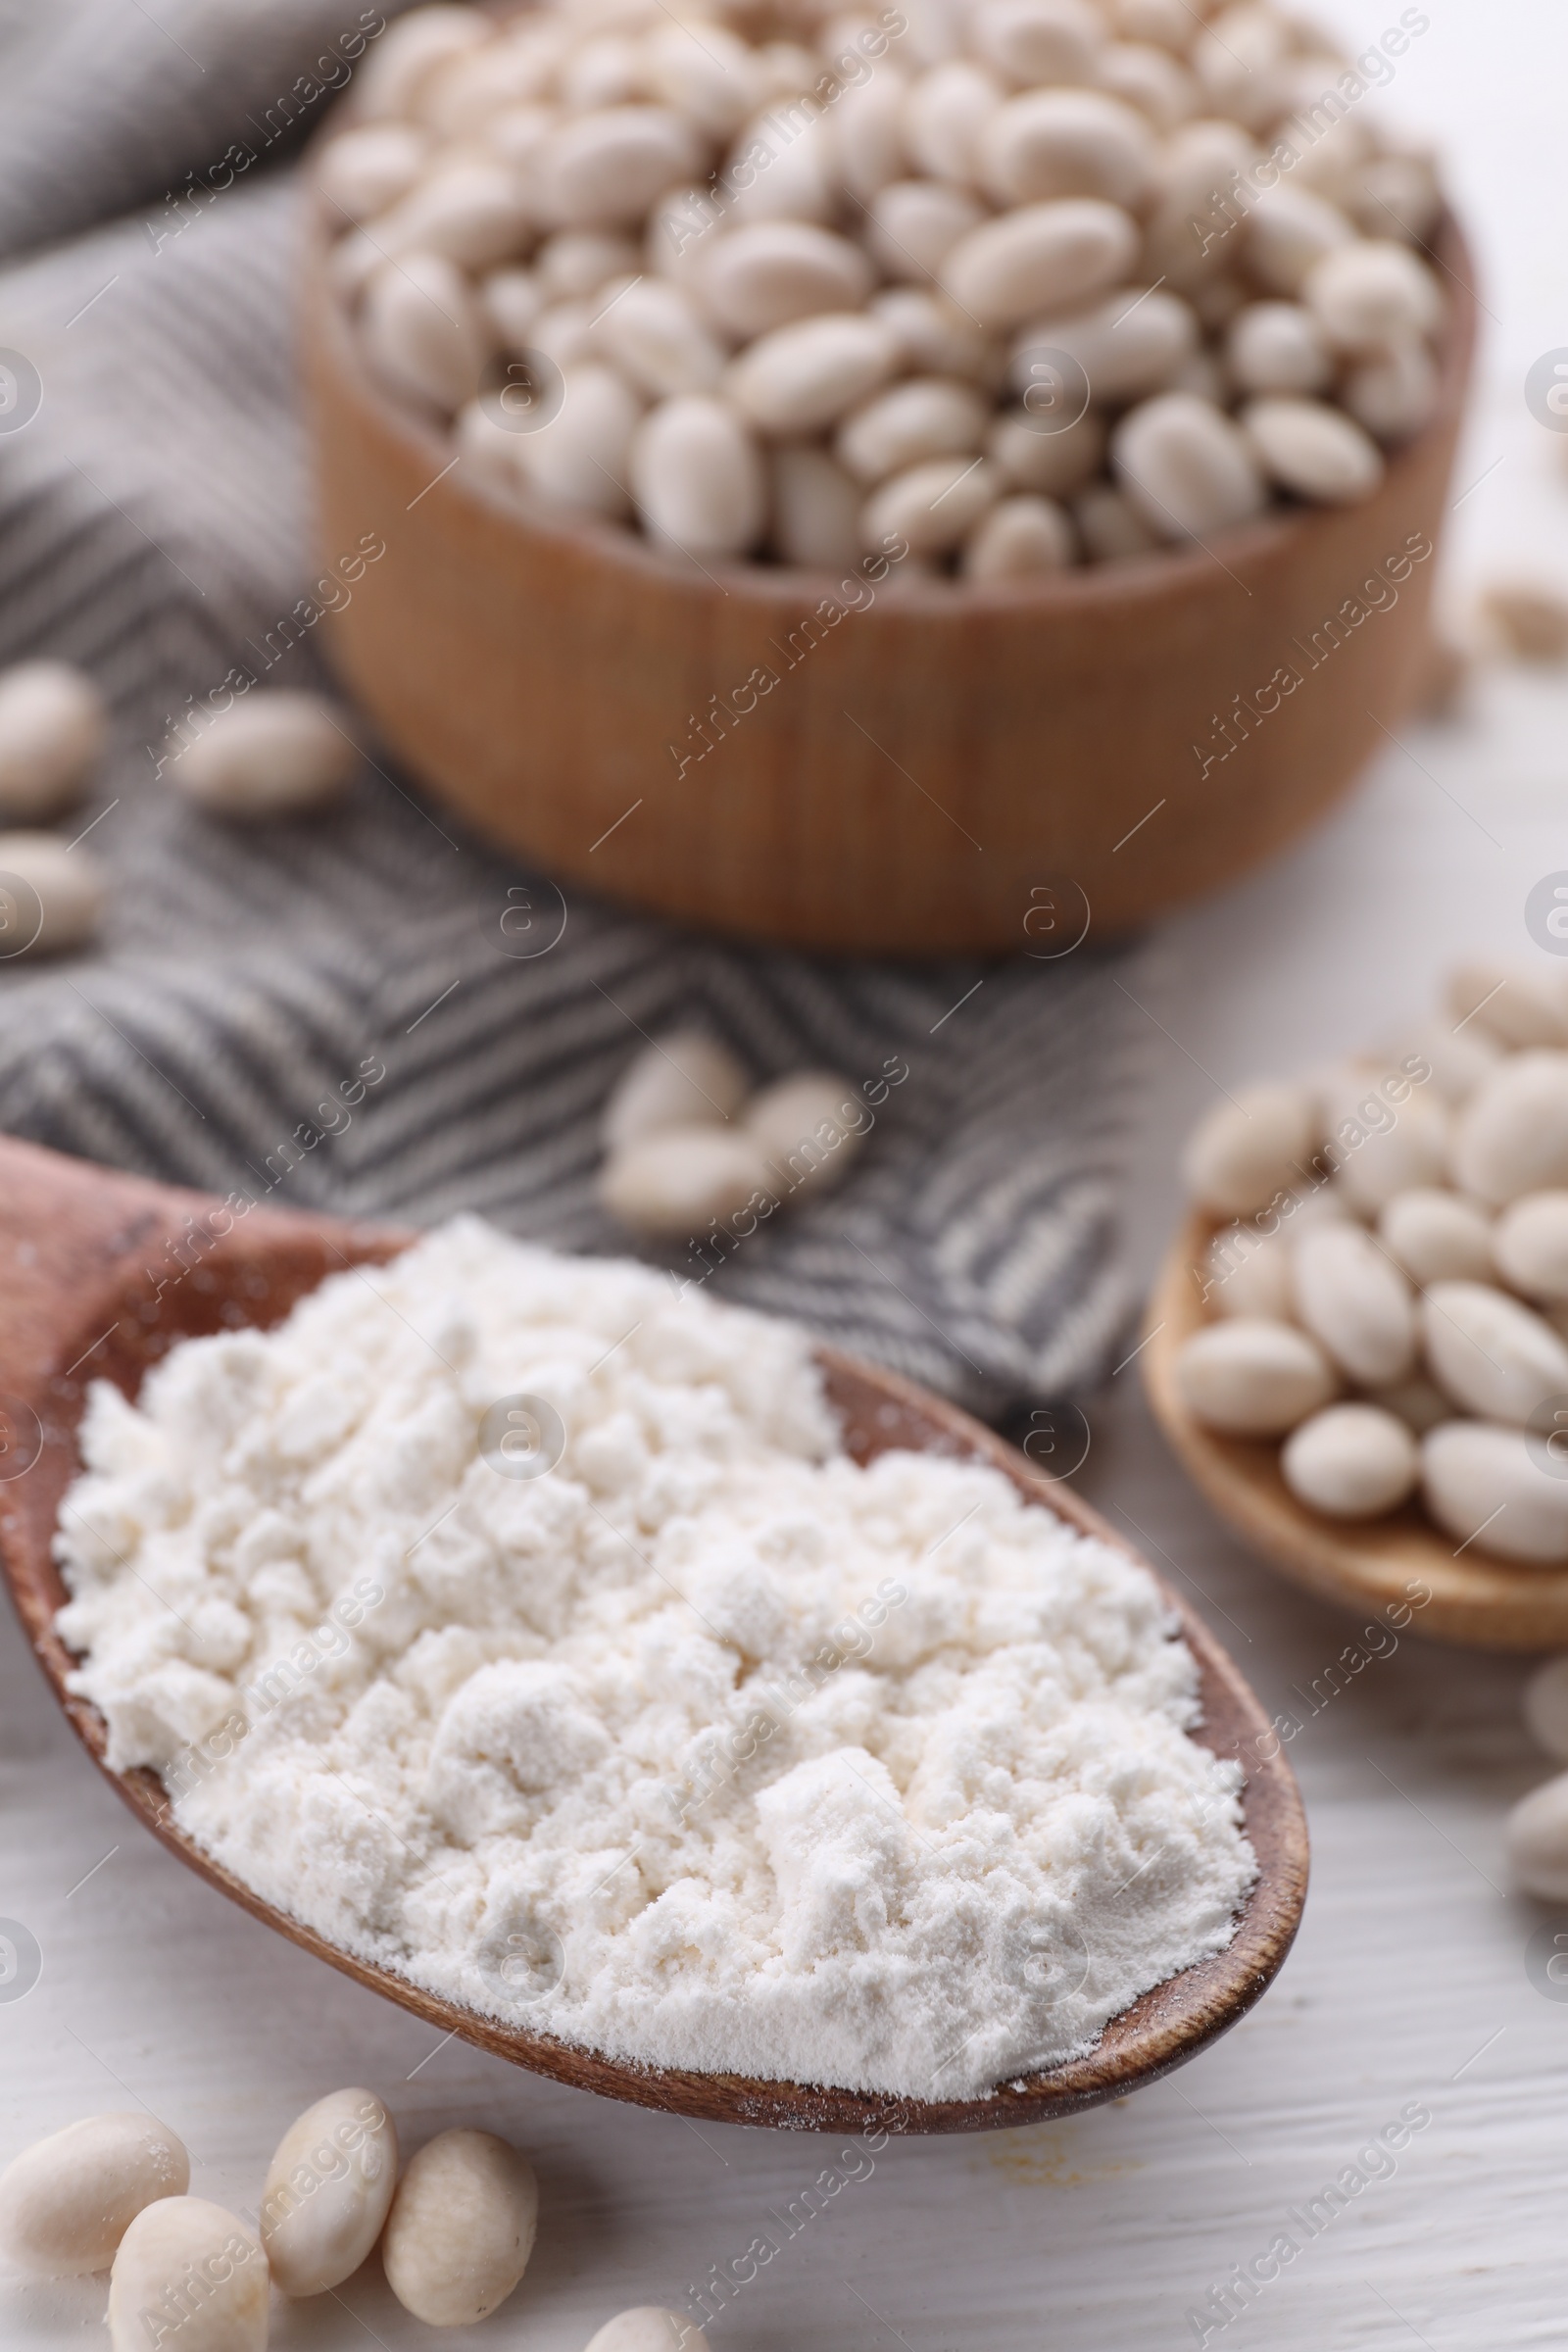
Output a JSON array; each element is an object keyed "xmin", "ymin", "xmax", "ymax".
[
  {"xmin": 0, "ymin": 1135, "xmax": 1305, "ymax": 2133},
  {"xmin": 1145, "ymin": 1209, "xmax": 1568, "ymax": 1653}
]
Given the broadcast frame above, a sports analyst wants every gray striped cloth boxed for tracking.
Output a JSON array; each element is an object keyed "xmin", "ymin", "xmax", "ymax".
[{"xmin": 0, "ymin": 2, "xmax": 1143, "ymax": 1418}]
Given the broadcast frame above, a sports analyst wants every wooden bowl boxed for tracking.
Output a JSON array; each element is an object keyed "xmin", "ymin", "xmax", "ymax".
[
  {"xmin": 0, "ymin": 1137, "xmax": 1306, "ymax": 2132},
  {"xmin": 303, "ymin": 206, "xmax": 1476, "ymax": 958},
  {"xmin": 1144, "ymin": 1209, "xmax": 1568, "ymax": 1652}
]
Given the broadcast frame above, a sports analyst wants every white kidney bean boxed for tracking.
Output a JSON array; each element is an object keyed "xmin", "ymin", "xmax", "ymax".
[
  {"xmin": 726, "ymin": 314, "xmax": 899, "ymax": 434},
  {"xmin": 980, "ymin": 89, "xmax": 1151, "ymax": 209},
  {"xmin": 971, "ymin": 0, "xmax": 1103, "ymax": 86},
  {"xmin": 1292, "ymin": 1222, "xmax": 1415, "ymax": 1388},
  {"xmin": 752, "ymin": 41, "xmax": 822, "ymax": 106},
  {"xmin": 358, "ymin": 6, "xmax": 491, "ymax": 120},
  {"xmin": 1452, "ymin": 1053, "xmax": 1568, "ymax": 1204},
  {"xmin": 1152, "ymin": 118, "xmax": 1256, "ymax": 216},
  {"xmin": 1112, "ymin": 390, "xmax": 1266, "ymax": 539},
  {"xmin": 601, "ymin": 1128, "xmax": 775, "ymax": 1236},
  {"xmin": 261, "ymin": 2089, "xmax": 398, "ymax": 2300},
  {"xmin": 596, "ymin": 278, "xmax": 728, "ymax": 397},
  {"xmin": 361, "ymin": 249, "xmax": 491, "ymax": 414},
  {"xmin": 603, "ymin": 1031, "xmax": 750, "ymax": 1151},
  {"xmin": 517, "ymin": 363, "xmax": 642, "ymax": 517},
  {"xmin": 1482, "ymin": 580, "xmax": 1568, "ymax": 663},
  {"xmin": 1343, "ymin": 337, "xmax": 1439, "ymax": 446},
  {"xmin": 1225, "ymin": 302, "xmax": 1331, "ymax": 396},
  {"xmin": 860, "ymin": 455, "xmax": 1001, "ymax": 555},
  {"xmin": 645, "ymin": 186, "xmax": 708, "ymax": 284},
  {"xmin": 1494, "ymin": 1195, "xmax": 1568, "ymax": 1303},
  {"xmin": 327, "ymin": 227, "xmax": 386, "ymax": 302},
  {"xmin": 747, "ymin": 1070, "xmax": 867, "ymax": 1192},
  {"xmin": 1191, "ymin": 9, "xmax": 1289, "ymax": 125},
  {"xmin": 1242, "ymin": 396, "xmax": 1385, "ymax": 506},
  {"xmin": 1524, "ymin": 1655, "xmax": 1568, "ymax": 1761},
  {"xmin": 329, "ymin": 6, "xmax": 1447, "ymax": 581},
  {"xmin": 318, "ymin": 123, "xmax": 429, "ymax": 224},
  {"xmin": 1372, "ymin": 1020, "xmax": 1499, "ymax": 1107},
  {"xmin": 559, "ymin": 36, "xmax": 643, "ymax": 114},
  {"xmin": 1281, "ymin": 1403, "xmax": 1418, "ymax": 1519},
  {"xmin": 479, "ymin": 265, "xmax": 544, "ymax": 351},
  {"xmin": 1290, "ymin": 1180, "xmax": 1358, "ymax": 1233},
  {"xmin": 491, "ymin": 106, "xmax": 564, "ymax": 220},
  {"xmin": 1323, "ymin": 1082, "xmax": 1448, "ymax": 1215},
  {"xmin": 536, "ymin": 231, "xmax": 639, "ymax": 304},
  {"xmin": 1181, "ymin": 1082, "xmax": 1316, "ymax": 1216},
  {"xmin": 941, "ymin": 199, "xmax": 1137, "ymax": 330},
  {"xmin": 542, "ymin": 107, "xmax": 703, "ymax": 229},
  {"xmin": 1097, "ymin": 40, "xmax": 1198, "ymax": 131},
  {"xmin": 1423, "ymin": 1423, "xmax": 1568, "ymax": 1566},
  {"xmin": 1073, "ymin": 481, "xmax": 1160, "ymax": 559},
  {"xmin": 865, "ymin": 180, "xmax": 985, "ymax": 281},
  {"xmin": 1348, "ymin": 150, "xmax": 1443, "ymax": 244},
  {"xmin": 1205, "ymin": 1223, "xmax": 1295, "ymax": 1322},
  {"xmin": 1174, "ymin": 1318, "xmax": 1338, "ymax": 1438},
  {"xmin": 1244, "ymin": 185, "xmax": 1353, "ymax": 295},
  {"xmin": 108, "ymin": 2198, "xmax": 269, "ymax": 2352},
  {"xmin": 1013, "ymin": 288, "xmax": 1197, "ymax": 408},
  {"xmin": 585, "ymin": 2311, "xmax": 711, "ymax": 2352},
  {"xmin": 0, "ymin": 661, "xmax": 106, "ymax": 820},
  {"xmin": 376, "ymin": 159, "xmax": 536, "ymax": 271},
  {"xmin": 870, "ymin": 289, "xmax": 1003, "ymax": 384},
  {"xmin": 699, "ymin": 220, "xmax": 873, "ymax": 338},
  {"xmin": 1304, "ymin": 238, "xmax": 1443, "ymax": 352},
  {"xmin": 827, "ymin": 68, "xmax": 910, "ymax": 201},
  {"xmin": 0, "ymin": 2113, "xmax": 188, "ymax": 2277},
  {"xmin": 903, "ymin": 62, "xmax": 1004, "ymax": 183},
  {"xmin": 430, "ymin": 26, "xmax": 564, "ymax": 136},
  {"xmin": 0, "ymin": 831, "xmax": 106, "ymax": 954},
  {"xmin": 483, "ymin": 99, "xmax": 559, "ymax": 180},
  {"xmin": 169, "ymin": 693, "xmax": 358, "ymax": 820},
  {"xmin": 1110, "ymin": 0, "xmax": 1191, "ymax": 43},
  {"xmin": 1379, "ymin": 1189, "xmax": 1494, "ymax": 1287},
  {"xmin": 988, "ymin": 404, "xmax": 1106, "ymax": 495},
  {"xmin": 1448, "ymin": 960, "xmax": 1568, "ymax": 1052},
  {"xmin": 721, "ymin": 112, "xmax": 835, "ymax": 226},
  {"xmin": 632, "ymin": 396, "xmax": 766, "ymax": 558},
  {"xmin": 771, "ymin": 445, "xmax": 864, "ymax": 566},
  {"xmin": 643, "ymin": 20, "xmax": 758, "ymax": 135},
  {"xmin": 961, "ymin": 494, "xmax": 1075, "ymax": 576},
  {"xmin": 1507, "ymin": 1773, "xmax": 1568, "ymax": 1897},
  {"xmin": 836, "ymin": 377, "xmax": 989, "ymax": 482},
  {"xmin": 382, "ymin": 2129, "xmax": 537, "ymax": 2328},
  {"xmin": 1422, "ymin": 1280, "xmax": 1568, "ymax": 1425},
  {"xmin": 529, "ymin": 299, "xmax": 601, "ymax": 370}
]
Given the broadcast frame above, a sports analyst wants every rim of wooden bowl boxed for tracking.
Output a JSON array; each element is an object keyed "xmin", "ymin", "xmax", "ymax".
[
  {"xmin": 1143, "ymin": 1208, "xmax": 1568, "ymax": 1653},
  {"xmin": 0, "ymin": 1139, "xmax": 1306, "ymax": 2132}
]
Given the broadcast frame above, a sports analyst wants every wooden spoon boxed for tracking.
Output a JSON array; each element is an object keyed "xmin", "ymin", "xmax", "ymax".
[
  {"xmin": 1145, "ymin": 1209, "xmax": 1568, "ymax": 1653},
  {"xmin": 0, "ymin": 1137, "xmax": 1305, "ymax": 2133}
]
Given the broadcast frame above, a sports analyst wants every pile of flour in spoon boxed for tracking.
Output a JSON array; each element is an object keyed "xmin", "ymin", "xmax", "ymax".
[{"xmin": 55, "ymin": 1219, "xmax": 1254, "ymax": 2099}]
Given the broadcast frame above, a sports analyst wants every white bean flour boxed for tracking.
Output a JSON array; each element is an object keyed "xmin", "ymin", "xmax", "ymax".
[{"xmin": 55, "ymin": 1219, "xmax": 1254, "ymax": 2099}]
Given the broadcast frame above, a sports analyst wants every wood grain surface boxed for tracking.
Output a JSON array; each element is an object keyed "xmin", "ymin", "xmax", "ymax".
[
  {"xmin": 303, "ymin": 182, "xmax": 1475, "ymax": 957},
  {"xmin": 0, "ymin": 1136, "xmax": 1304, "ymax": 2133}
]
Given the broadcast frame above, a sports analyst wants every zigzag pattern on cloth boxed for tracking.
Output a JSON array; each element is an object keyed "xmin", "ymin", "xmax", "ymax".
[{"xmin": 0, "ymin": 9, "xmax": 1144, "ymax": 1417}]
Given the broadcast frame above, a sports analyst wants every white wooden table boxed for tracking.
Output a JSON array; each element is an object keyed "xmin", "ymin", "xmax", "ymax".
[{"xmin": 6, "ymin": 3, "xmax": 1568, "ymax": 2344}]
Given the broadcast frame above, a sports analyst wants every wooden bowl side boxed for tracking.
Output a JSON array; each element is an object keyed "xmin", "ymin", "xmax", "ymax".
[
  {"xmin": 304, "ymin": 190, "xmax": 1475, "ymax": 957},
  {"xmin": 1143, "ymin": 1209, "xmax": 1568, "ymax": 1652},
  {"xmin": 0, "ymin": 1140, "xmax": 1305, "ymax": 2131}
]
